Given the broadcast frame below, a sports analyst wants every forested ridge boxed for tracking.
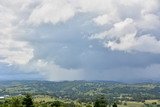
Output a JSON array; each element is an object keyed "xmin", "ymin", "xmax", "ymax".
[{"xmin": 1, "ymin": 80, "xmax": 160, "ymax": 102}]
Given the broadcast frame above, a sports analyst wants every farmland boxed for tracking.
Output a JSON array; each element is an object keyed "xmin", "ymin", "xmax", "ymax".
[{"xmin": 1, "ymin": 81, "xmax": 160, "ymax": 107}]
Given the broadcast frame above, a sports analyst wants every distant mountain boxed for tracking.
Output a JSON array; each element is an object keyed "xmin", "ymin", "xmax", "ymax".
[{"xmin": 0, "ymin": 80, "xmax": 160, "ymax": 102}]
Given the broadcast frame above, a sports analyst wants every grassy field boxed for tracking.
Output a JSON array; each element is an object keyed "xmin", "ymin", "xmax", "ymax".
[
  {"xmin": 145, "ymin": 99, "xmax": 160, "ymax": 104},
  {"xmin": 118, "ymin": 101, "xmax": 144, "ymax": 107},
  {"xmin": 33, "ymin": 95, "xmax": 160, "ymax": 107},
  {"xmin": 1, "ymin": 95, "xmax": 160, "ymax": 107},
  {"xmin": 33, "ymin": 95, "xmax": 90, "ymax": 106},
  {"xmin": 117, "ymin": 100, "xmax": 160, "ymax": 107},
  {"xmin": 34, "ymin": 95, "xmax": 56, "ymax": 102}
]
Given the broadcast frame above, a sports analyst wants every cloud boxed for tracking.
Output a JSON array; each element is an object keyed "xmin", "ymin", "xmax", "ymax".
[
  {"xmin": 138, "ymin": 13, "xmax": 160, "ymax": 30},
  {"xmin": 29, "ymin": 0, "xmax": 75, "ymax": 25},
  {"xmin": 21, "ymin": 59, "xmax": 85, "ymax": 81},
  {"xmin": 93, "ymin": 14, "xmax": 120, "ymax": 26},
  {"xmin": 91, "ymin": 17, "xmax": 160, "ymax": 53},
  {"xmin": 93, "ymin": 64, "xmax": 160, "ymax": 82},
  {"xmin": 92, "ymin": 11, "xmax": 160, "ymax": 53},
  {"xmin": 0, "ymin": 40, "xmax": 33, "ymax": 65},
  {"xmin": 92, "ymin": 18, "xmax": 160, "ymax": 53},
  {"xmin": 87, "ymin": 0, "xmax": 160, "ymax": 54},
  {"xmin": 0, "ymin": 2, "xmax": 33, "ymax": 65},
  {"xmin": 73, "ymin": 0, "xmax": 115, "ymax": 13},
  {"xmin": 0, "ymin": 0, "xmax": 160, "ymax": 81},
  {"xmin": 106, "ymin": 34, "xmax": 160, "ymax": 54}
]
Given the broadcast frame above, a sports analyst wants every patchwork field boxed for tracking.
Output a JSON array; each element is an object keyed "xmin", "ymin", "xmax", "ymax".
[{"xmin": 1, "ymin": 81, "xmax": 160, "ymax": 107}]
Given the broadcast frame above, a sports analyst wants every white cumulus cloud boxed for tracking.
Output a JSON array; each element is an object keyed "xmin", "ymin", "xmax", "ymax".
[
  {"xmin": 29, "ymin": 0, "xmax": 75, "ymax": 25},
  {"xmin": 93, "ymin": 14, "xmax": 120, "ymax": 26},
  {"xmin": 0, "ymin": 1, "xmax": 33, "ymax": 65},
  {"xmin": 0, "ymin": 0, "xmax": 160, "ymax": 81},
  {"xmin": 90, "ymin": 0, "xmax": 160, "ymax": 54},
  {"xmin": 92, "ymin": 18, "xmax": 160, "ymax": 54}
]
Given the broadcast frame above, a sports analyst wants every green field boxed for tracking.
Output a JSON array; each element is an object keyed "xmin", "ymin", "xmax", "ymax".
[{"xmin": 1, "ymin": 81, "xmax": 160, "ymax": 107}]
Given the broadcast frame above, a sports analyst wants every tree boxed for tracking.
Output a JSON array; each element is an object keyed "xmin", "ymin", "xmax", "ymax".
[
  {"xmin": 123, "ymin": 102, "xmax": 127, "ymax": 106},
  {"xmin": 94, "ymin": 96, "xmax": 108, "ymax": 107},
  {"xmin": 86, "ymin": 104, "xmax": 92, "ymax": 107},
  {"xmin": 112, "ymin": 103, "xmax": 117, "ymax": 107},
  {"xmin": 51, "ymin": 101, "xmax": 62, "ymax": 107},
  {"xmin": 11, "ymin": 97, "xmax": 22, "ymax": 107},
  {"xmin": 22, "ymin": 94, "xmax": 34, "ymax": 107},
  {"xmin": 68, "ymin": 102, "xmax": 76, "ymax": 107},
  {"xmin": 2, "ymin": 99, "xmax": 11, "ymax": 107}
]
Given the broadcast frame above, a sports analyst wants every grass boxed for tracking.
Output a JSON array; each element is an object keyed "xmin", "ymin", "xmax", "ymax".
[
  {"xmin": 2, "ymin": 95, "xmax": 160, "ymax": 107},
  {"xmin": 118, "ymin": 101, "xmax": 144, "ymax": 107},
  {"xmin": 34, "ymin": 95, "xmax": 56, "ymax": 102},
  {"xmin": 145, "ymin": 99, "xmax": 160, "ymax": 104},
  {"xmin": 33, "ymin": 96, "xmax": 160, "ymax": 107},
  {"xmin": 118, "ymin": 100, "xmax": 160, "ymax": 107}
]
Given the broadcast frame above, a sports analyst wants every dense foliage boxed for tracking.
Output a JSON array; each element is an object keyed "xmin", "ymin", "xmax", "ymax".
[
  {"xmin": 0, "ymin": 80, "xmax": 160, "ymax": 102},
  {"xmin": 22, "ymin": 94, "xmax": 34, "ymax": 107},
  {"xmin": 1, "ymin": 81, "xmax": 160, "ymax": 107}
]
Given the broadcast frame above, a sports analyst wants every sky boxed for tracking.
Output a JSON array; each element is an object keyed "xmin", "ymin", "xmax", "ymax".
[{"xmin": 0, "ymin": 0, "xmax": 160, "ymax": 82}]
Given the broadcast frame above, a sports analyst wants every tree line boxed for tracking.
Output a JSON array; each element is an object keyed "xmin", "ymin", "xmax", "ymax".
[{"xmin": 0, "ymin": 94, "xmax": 118, "ymax": 107}]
